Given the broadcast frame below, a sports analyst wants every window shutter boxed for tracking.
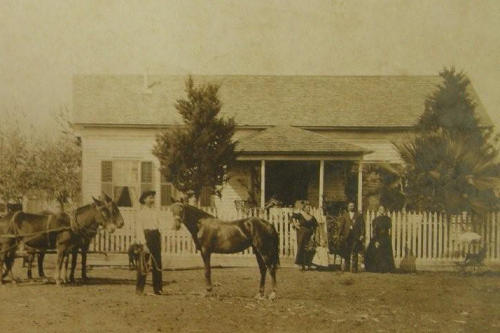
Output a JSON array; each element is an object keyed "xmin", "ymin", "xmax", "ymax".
[
  {"xmin": 140, "ymin": 161, "xmax": 154, "ymax": 194},
  {"xmin": 101, "ymin": 161, "xmax": 113, "ymax": 197}
]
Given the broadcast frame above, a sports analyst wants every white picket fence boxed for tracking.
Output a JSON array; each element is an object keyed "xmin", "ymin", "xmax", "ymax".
[
  {"xmin": 365, "ymin": 211, "xmax": 500, "ymax": 266},
  {"xmin": 90, "ymin": 208, "xmax": 500, "ymax": 267},
  {"xmin": 90, "ymin": 207, "xmax": 309, "ymax": 259}
]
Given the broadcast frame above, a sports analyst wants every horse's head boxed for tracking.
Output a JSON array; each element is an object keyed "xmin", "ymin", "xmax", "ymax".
[
  {"xmin": 170, "ymin": 202, "xmax": 186, "ymax": 231},
  {"xmin": 92, "ymin": 197, "xmax": 117, "ymax": 233},
  {"xmin": 102, "ymin": 193, "xmax": 125, "ymax": 229}
]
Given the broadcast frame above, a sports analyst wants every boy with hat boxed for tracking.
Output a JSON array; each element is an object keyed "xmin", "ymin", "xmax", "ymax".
[{"xmin": 135, "ymin": 190, "xmax": 163, "ymax": 295}]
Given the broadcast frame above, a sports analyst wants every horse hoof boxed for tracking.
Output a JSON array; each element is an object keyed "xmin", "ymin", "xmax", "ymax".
[
  {"xmin": 254, "ymin": 293, "xmax": 265, "ymax": 300},
  {"xmin": 268, "ymin": 292, "xmax": 277, "ymax": 301},
  {"xmin": 204, "ymin": 290, "xmax": 215, "ymax": 297}
]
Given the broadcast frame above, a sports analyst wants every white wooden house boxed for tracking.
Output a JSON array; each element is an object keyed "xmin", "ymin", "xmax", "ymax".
[{"xmin": 72, "ymin": 75, "xmax": 492, "ymax": 218}]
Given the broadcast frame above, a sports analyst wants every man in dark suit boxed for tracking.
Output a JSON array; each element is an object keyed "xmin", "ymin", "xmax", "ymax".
[{"xmin": 337, "ymin": 201, "xmax": 365, "ymax": 272}]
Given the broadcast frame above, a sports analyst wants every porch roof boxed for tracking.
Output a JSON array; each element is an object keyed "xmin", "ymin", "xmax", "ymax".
[{"xmin": 237, "ymin": 126, "xmax": 370, "ymax": 156}]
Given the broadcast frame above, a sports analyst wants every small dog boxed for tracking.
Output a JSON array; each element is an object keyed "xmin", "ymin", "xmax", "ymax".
[
  {"xmin": 464, "ymin": 247, "xmax": 487, "ymax": 271},
  {"xmin": 128, "ymin": 243, "xmax": 142, "ymax": 270}
]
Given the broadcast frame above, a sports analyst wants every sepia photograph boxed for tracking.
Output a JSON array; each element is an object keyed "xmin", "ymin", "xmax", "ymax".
[{"xmin": 1, "ymin": 1, "xmax": 499, "ymax": 332}]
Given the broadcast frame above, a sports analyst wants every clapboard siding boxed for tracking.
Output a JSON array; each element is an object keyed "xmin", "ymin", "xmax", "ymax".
[
  {"xmin": 78, "ymin": 127, "xmax": 408, "ymax": 211},
  {"xmin": 214, "ymin": 164, "xmax": 252, "ymax": 217},
  {"xmin": 318, "ymin": 132, "xmax": 406, "ymax": 163}
]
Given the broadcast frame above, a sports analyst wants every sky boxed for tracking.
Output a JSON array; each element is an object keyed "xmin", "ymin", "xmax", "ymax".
[{"xmin": 0, "ymin": 0, "xmax": 499, "ymax": 131}]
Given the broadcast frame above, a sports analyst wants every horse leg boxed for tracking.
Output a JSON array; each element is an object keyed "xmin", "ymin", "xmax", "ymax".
[
  {"xmin": 268, "ymin": 265, "xmax": 277, "ymax": 300},
  {"xmin": 63, "ymin": 253, "xmax": 70, "ymax": 283},
  {"xmin": 254, "ymin": 250, "xmax": 267, "ymax": 300},
  {"xmin": 201, "ymin": 250, "xmax": 213, "ymax": 296},
  {"xmin": 81, "ymin": 240, "xmax": 90, "ymax": 281},
  {"xmin": 0, "ymin": 249, "xmax": 6, "ymax": 285},
  {"xmin": 260, "ymin": 249, "xmax": 278, "ymax": 301},
  {"xmin": 69, "ymin": 247, "xmax": 78, "ymax": 283},
  {"xmin": 26, "ymin": 253, "xmax": 34, "ymax": 280},
  {"xmin": 6, "ymin": 248, "xmax": 18, "ymax": 285},
  {"xmin": 38, "ymin": 251, "xmax": 47, "ymax": 279},
  {"xmin": 0, "ymin": 259, "xmax": 4, "ymax": 285},
  {"xmin": 55, "ymin": 247, "xmax": 66, "ymax": 286}
]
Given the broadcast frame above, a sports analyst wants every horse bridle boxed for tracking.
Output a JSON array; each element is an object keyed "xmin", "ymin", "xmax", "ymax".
[
  {"xmin": 173, "ymin": 204, "xmax": 186, "ymax": 229},
  {"xmin": 71, "ymin": 203, "xmax": 111, "ymax": 236}
]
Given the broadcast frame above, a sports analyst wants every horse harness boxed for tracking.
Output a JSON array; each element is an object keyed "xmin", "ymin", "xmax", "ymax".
[{"xmin": 0, "ymin": 211, "xmax": 88, "ymax": 255}]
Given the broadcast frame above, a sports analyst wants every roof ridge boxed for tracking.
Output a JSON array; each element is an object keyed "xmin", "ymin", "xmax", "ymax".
[{"xmin": 73, "ymin": 74, "xmax": 440, "ymax": 79}]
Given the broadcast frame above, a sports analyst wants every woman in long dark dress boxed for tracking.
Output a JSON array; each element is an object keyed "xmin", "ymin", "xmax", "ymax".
[
  {"xmin": 292, "ymin": 204, "xmax": 318, "ymax": 271},
  {"xmin": 365, "ymin": 206, "xmax": 395, "ymax": 273}
]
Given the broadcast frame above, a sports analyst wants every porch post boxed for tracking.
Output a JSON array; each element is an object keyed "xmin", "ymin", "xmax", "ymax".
[
  {"xmin": 260, "ymin": 160, "xmax": 266, "ymax": 208},
  {"xmin": 319, "ymin": 160, "xmax": 324, "ymax": 210},
  {"xmin": 357, "ymin": 162, "xmax": 363, "ymax": 212}
]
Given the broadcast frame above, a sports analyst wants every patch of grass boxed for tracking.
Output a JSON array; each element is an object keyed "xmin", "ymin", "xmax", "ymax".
[{"xmin": 340, "ymin": 277, "xmax": 355, "ymax": 286}]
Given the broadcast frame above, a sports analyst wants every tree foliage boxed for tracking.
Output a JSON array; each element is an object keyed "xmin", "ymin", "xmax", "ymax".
[
  {"xmin": 36, "ymin": 109, "xmax": 82, "ymax": 208},
  {"xmin": 153, "ymin": 77, "xmax": 238, "ymax": 200},
  {"xmin": 362, "ymin": 163, "xmax": 406, "ymax": 212},
  {"xmin": 0, "ymin": 122, "xmax": 37, "ymax": 203},
  {"xmin": 398, "ymin": 68, "xmax": 500, "ymax": 214},
  {"xmin": 0, "ymin": 109, "xmax": 81, "ymax": 209}
]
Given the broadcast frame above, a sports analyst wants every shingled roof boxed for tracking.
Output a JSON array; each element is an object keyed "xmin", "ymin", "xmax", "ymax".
[
  {"xmin": 237, "ymin": 126, "xmax": 369, "ymax": 155},
  {"xmin": 73, "ymin": 75, "xmax": 491, "ymax": 128}
]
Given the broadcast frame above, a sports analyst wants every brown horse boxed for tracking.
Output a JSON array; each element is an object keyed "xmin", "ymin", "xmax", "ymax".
[
  {"xmin": 171, "ymin": 203, "xmax": 279, "ymax": 300},
  {"xmin": 22, "ymin": 194, "xmax": 124, "ymax": 283},
  {"xmin": 0, "ymin": 197, "xmax": 123, "ymax": 285}
]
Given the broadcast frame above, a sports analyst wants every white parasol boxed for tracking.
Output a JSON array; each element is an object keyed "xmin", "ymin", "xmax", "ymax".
[{"xmin": 458, "ymin": 231, "xmax": 482, "ymax": 243}]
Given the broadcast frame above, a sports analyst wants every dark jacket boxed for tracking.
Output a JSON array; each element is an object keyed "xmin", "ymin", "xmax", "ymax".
[{"xmin": 338, "ymin": 211, "xmax": 365, "ymax": 244}]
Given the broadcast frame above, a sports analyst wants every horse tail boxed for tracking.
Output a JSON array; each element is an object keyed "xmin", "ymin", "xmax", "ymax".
[{"xmin": 269, "ymin": 222, "xmax": 280, "ymax": 268}]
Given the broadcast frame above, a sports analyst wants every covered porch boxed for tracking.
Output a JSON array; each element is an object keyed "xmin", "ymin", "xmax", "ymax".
[{"xmin": 220, "ymin": 126, "xmax": 371, "ymax": 214}]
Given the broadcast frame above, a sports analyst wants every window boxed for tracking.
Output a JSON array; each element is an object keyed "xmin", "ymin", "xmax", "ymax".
[{"xmin": 101, "ymin": 160, "xmax": 153, "ymax": 207}]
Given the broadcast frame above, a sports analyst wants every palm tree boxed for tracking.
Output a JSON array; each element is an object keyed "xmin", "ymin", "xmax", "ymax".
[{"xmin": 397, "ymin": 129, "xmax": 500, "ymax": 215}]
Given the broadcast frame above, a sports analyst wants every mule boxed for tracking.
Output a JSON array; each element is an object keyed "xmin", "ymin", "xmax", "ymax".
[
  {"xmin": 171, "ymin": 203, "xmax": 279, "ymax": 300},
  {"xmin": 0, "ymin": 197, "xmax": 122, "ymax": 285},
  {"xmin": 68, "ymin": 194, "xmax": 124, "ymax": 282},
  {"xmin": 21, "ymin": 194, "xmax": 124, "ymax": 283}
]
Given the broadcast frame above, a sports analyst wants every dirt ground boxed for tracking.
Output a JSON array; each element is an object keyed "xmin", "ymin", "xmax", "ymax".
[{"xmin": 1, "ymin": 261, "xmax": 499, "ymax": 333}]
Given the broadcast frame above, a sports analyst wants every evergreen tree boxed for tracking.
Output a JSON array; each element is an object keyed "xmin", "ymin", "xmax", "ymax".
[
  {"xmin": 398, "ymin": 68, "xmax": 500, "ymax": 214},
  {"xmin": 153, "ymin": 77, "xmax": 237, "ymax": 201}
]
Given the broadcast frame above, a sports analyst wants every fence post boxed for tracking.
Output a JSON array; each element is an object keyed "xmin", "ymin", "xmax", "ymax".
[
  {"xmin": 430, "ymin": 211, "xmax": 434, "ymax": 259},
  {"xmin": 364, "ymin": 211, "xmax": 371, "ymax": 248}
]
